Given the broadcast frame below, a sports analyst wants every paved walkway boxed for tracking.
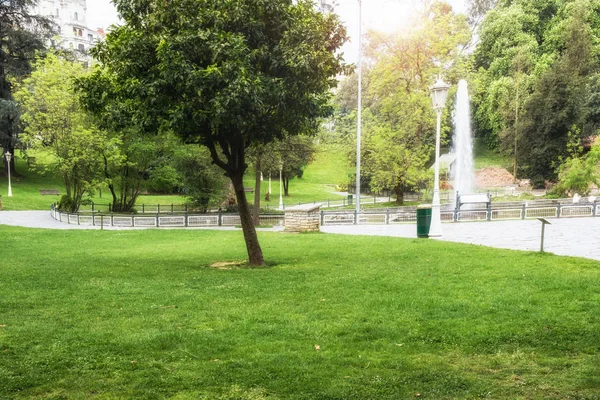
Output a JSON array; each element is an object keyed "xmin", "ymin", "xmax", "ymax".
[
  {"xmin": 322, "ymin": 218, "xmax": 600, "ymax": 261},
  {"xmin": 1, "ymin": 211, "xmax": 599, "ymax": 261}
]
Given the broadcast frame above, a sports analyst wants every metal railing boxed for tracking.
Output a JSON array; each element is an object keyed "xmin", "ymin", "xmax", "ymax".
[
  {"xmin": 50, "ymin": 206, "xmax": 284, "ymax": 228},
  {"xmin": 320, "ymin": 198, "xmax": 600, "ymax": 226}
]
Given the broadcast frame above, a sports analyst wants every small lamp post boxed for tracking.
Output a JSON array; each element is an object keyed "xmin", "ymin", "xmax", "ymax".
[
  {"xmin": 278, "ymin": 163, "xmax": 284, "ymax": 211},
  {"xmin": 5, "ymin": 151, "xmax": 12, "ymax": 197},
  {"xmin": 429, "ymin": 77, "xmax": 451, "ymax": 237}
]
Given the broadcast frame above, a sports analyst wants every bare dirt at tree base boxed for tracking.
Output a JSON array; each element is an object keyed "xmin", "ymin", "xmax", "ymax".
[{"xmin": 475, "ymin": 167, "xmax": 516, "ymax": 188}]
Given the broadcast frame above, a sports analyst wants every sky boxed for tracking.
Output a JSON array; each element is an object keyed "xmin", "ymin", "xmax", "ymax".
[{"xmin": 86, "ymin": 0, "xmax": 467, "ymax": 62}]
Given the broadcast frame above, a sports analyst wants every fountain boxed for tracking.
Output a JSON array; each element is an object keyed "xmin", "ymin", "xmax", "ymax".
[{"xmin": 451, "ymin": 79, "xmax": 485, "ymax": 206}]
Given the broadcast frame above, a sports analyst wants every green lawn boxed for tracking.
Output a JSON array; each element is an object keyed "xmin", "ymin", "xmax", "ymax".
[
  {"xmin": 1, "ymin": 226, "xmax": 599, "ymax": 398},
  {"xmin": 473, "ymin": 138, "xmax": 512, "ymax": 170},
  {"xmin": 245, "ymin": 143, "xmax": 352, "ymax": 209},
  {"xmin": 0, "ymin": 152, "xmax": 64, "ymax": 211}
]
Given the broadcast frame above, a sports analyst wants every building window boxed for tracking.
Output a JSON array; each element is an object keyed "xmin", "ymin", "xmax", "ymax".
[
  {"xmin": 74, "ymin": 12, "xmax": 78, "ymax": 21},
  {"xmin": 78, "ymin": 44, "xmax": 85, "ymax": 52},
  {"xmin": 88, "ymin": 34, "xmax": 93, "ymax": 43},
  {"xmin": 78, "ymin": 29, "xmax": 83, "ymax": 37},
  {"xmin": 56, "ymin": 8, "xmax": 59, "ymax": 17},
  {"xmin": 73, "ymin": 27, "xmax": 77, "ymax": 36}
]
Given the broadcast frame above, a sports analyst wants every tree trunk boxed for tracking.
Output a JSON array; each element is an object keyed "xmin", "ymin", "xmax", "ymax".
[
  {"xmin": 253, "ymin": 162, "xmax": 261, "ymax": 226},
  {"xmin": 284, "ymin": 176, "xmax": 290, "ymax": 197},
  {"xmin": 395, "ymin": 185, "xmax": 404, "ymax": 205},
  {"xmin": 231, "ymin": 171, "xmax": 265, "ymax": 266}
]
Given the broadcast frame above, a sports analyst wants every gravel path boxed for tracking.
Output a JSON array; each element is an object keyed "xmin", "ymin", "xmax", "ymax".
[{"xmin": 2, "ymin": 210, "xmax": 599, "ymax": 261}]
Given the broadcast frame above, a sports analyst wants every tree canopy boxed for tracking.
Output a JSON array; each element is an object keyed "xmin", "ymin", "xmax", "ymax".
[{"xmin": 0, "ymin": 0, "xmax": 55, "ymax": 172}]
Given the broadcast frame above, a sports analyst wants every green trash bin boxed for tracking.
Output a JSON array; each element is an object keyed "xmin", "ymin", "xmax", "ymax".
[
  {"xmin": 416, "ymin": 204, "xmax": 432, "ymax": 238},
  {"xmin": 347, "ymin": 194, "xmax": 353, "ymax": 206}
]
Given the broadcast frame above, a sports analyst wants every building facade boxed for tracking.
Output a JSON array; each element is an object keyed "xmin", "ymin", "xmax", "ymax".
[{"xmin": 32, "ymin": 0, "xmax": 105, "ymax": 57}]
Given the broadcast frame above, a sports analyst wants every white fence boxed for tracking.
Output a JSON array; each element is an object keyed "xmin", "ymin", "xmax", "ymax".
[
  {"xmin": 51, "ymin": 207, "xmax": 284, "ymax": 228},
  {"xmin": 321, "ymin": 200, "xmax": 600, "ymax": 226}
]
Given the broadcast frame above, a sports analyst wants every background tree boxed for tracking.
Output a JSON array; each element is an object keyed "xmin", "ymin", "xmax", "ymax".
[
  {"xmin": 519, "ymin": 0, "xmax": 597, "ymax": 186},
  {"xmin": 175, "ymin": 146, "xmax": 227, "ymax": 212},
  {"xmin": 0, "ymin": 0, "xmax": 55, "ymax": 175},
  {"xmin": 270, "ymin": 136, "xmax": 316, "ymax": 197},
  {"xmin": 78, "ymin": 0, "xmax": 347, "ymax": 266},
  {"xmin": 14, "ymin": 53, "xmax": 105, "ymax": 212},
  {"xmin": 101, "ymin": 130, "xmax": 157, "ymax": 212}
]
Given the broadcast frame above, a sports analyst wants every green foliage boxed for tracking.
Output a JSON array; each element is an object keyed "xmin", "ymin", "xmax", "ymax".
[
  {"xmin": 552, "ymin": 137, "xmax": 600, "ymax": 196},
  {"xmin": 174, "ymin": 146, "xmax": 227, "ymax": 212},
  {"xmin": 0, "ymin": 0, "xmax": 55, "ymax": 157},
  {"xmin": 1, "ymin": 226, "xmax": 600, "ymax": 398},
  {"xmin": 13, "ymin": 53, "xmax": 105, "ymax": 212},
  {"xmin": 102, "ymin": 131, "xmax": 160, "ymax": 213},
  {"xmin": 472, "ymin": 0, "xmax": 600, "ymax": 184}
]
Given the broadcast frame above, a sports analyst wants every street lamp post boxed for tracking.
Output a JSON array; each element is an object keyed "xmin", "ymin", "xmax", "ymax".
[
  {"xmin": 429, "ymin": 77, "xmax": 451, "ymax": 237},
  {"xmin": 355, "ymin": 0, "xmax": 362, "ymax": 214},
  {"xmin": 5, "ymin": 151, "xmax": 12, "ymax": 197}
]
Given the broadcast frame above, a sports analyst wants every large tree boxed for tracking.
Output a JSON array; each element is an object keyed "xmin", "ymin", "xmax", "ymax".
[
  {"xmin": 77, "ymin": 0, "xmax": 347, "ymax": 266},
  {"xmin": 0, "ymin": 0, "xmax": 54, "ymax": 175},
  {"xmin": 14, "ymin": 53, "xmax": 105, "ymax": 212}
]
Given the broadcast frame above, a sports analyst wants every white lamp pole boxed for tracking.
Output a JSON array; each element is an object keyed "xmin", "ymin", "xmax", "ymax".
[
  {"xmin": 355, "ymin": 0, "xmax": 362, "ymax": 214},
  {"xmin": 278, "ymin": 164, "xmax": 283, "ymax": 211},
  {"xmin": 5, "ymin": 151, "xmax": 12, "ymax": 197},
  {"xmin": 429, "ymin": 77, "xmax": 450, "ymax": 237}
]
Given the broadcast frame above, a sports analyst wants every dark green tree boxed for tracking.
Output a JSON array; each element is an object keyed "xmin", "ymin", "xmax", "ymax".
[
  {"xmin": 77, "ymin": 0, "xmax": 347, "ymax": 266},
  {"xmin": 519, "ymin": 0, "xmax": 597, "ymax": 186},
  {"xmin": 0, "ymin": 0, "xmax": 54, "ymax": 174}
]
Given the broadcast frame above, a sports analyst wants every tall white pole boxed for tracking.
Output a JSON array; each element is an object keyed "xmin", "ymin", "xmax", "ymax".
[
  {"xmin": 5, "ymin": 152, "xmax": 12, "ymax": 197},
  {"xmin": 278, "ymin": 165, "xmax": 283, "ymax": 211},
  {"xmin": 429, "ymin": 109, "xmax": 443, "ymax": 237},
  {"xmin": 355, "ymin": 0, "xmax": 362, "ymax": 214}
]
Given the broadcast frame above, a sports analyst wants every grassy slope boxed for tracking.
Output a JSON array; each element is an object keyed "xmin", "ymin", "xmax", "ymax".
[
  {"xmin": 245, "ymin": 143, "xmax": 353, "ymax": 208},
  {"xmin": 0, "ymin": 152, "xmax": 64, "ymax": 211},
  {"xmin": 1, "ymin": 227, "xmax": 599, "ymax": 399},
  {"xmin": 473, "ymin": 138, "xmax": 512, "ymax": 170}
]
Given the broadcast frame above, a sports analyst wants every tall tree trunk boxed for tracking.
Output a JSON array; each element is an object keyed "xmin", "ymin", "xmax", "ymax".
[
  {"xmin": 231, "ymin": 171, "xmax": 265, "ymax": 266},
  {"xmin": 253, "ymin": 161, "xmax": 261, "ymax": 226},
  {"xmin": 284, "ymin": 176, "xmax": 289, "ymax": 196},
  {"xmin": 395, "ymin": 185, "xmax": 404, "ymax": 205}
]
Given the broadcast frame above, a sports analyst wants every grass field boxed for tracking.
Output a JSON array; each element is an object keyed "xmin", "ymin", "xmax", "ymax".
[
  {"xmin": 245, "ymin": 143, "xmax": 352, "ymax": 209},
  {"xmin": 1, "ymin": 226, "xmax": 599, "ymax": 399}
]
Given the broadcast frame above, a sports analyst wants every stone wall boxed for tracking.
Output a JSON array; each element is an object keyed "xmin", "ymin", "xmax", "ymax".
[{"xmin": 284, "ymin": 204, "xmax": 321, "ymax": 232}]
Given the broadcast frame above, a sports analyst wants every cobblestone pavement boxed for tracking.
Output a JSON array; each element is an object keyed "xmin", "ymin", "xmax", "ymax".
[{"xmin": 321, "ymin": 217, "xmax": 600, "ymax": 261}]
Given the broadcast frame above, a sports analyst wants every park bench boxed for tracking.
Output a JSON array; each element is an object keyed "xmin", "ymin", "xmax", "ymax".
[
  {"xmin": 39, "ymin": 189, "xmax": 60, "ymax": 196},
  {"xmin": 244, "ymin": 187, "xmax": 254, "ymax": 193}
]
